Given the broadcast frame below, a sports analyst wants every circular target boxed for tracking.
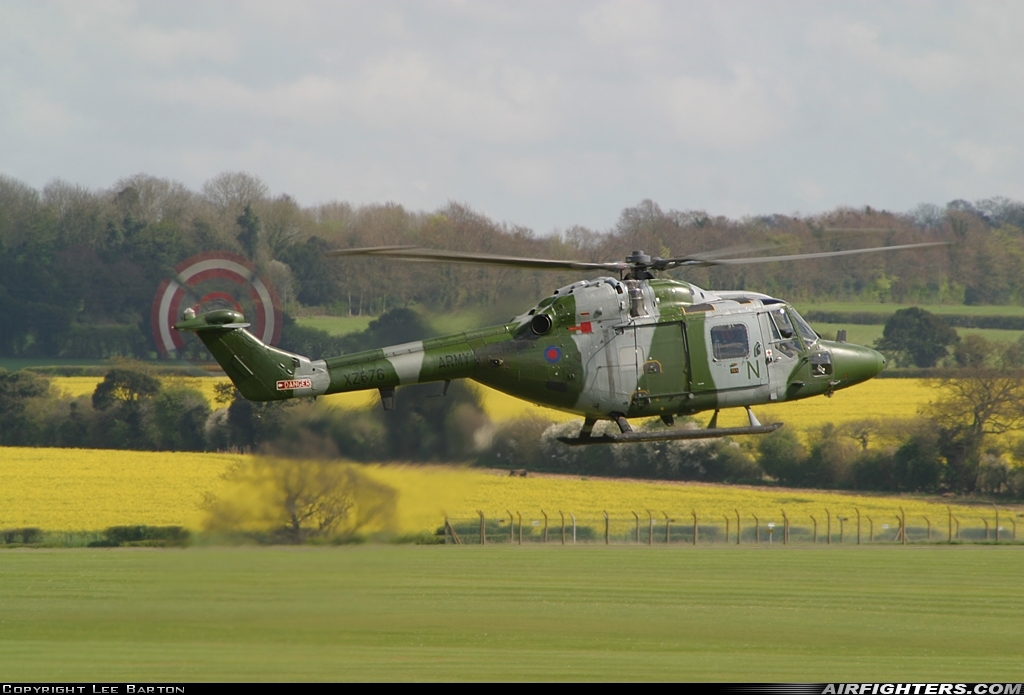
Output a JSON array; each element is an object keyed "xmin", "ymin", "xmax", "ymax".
[{"xmin": 150, "ymin": 251, "xmax": 282, "ymax": 359}]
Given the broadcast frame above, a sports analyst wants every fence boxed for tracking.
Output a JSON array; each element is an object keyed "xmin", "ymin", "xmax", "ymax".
[{"xmin": 441, "ymin": 506, "xmax": 1022, "ymax": 546}]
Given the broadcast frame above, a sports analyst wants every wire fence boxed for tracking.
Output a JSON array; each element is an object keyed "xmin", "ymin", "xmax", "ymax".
[{"xmin": 442, "ymin": 507, "xmax": 1022, "ymax": 546}]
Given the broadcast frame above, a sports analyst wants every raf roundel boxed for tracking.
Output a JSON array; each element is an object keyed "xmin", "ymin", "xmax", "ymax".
[{"xmin": 544, "ymin": 346, "xmax": 562, "ymax": 364}]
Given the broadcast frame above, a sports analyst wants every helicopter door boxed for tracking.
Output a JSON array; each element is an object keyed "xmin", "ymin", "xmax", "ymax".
[
  {"xmin": 632, "ymin": 323, "xmax": 688, "ymax": 401},
  {"xmin": 759, "ymin": 308, "xmax": 802, "ymax": 402},
  {"xmin": 591, "ymin": 327, "xmax": 640, "ymax": 413},
  {"xmin": 703, "ymin": 315, "xmax": 769, "ymax": 407}
]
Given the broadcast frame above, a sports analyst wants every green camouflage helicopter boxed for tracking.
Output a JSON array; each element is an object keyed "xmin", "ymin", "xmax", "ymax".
[{"xmin": 175, "ymin": 242, "xmax": 937, "ymax": 445}]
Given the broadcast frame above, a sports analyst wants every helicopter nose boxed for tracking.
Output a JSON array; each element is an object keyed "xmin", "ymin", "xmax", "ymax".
[{"xmin": 830, "ymin": 343, "xmax": 886, "ymax": 386}]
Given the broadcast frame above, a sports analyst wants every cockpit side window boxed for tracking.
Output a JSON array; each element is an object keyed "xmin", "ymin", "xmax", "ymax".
[
  {"xmin": 711, "ymin": 324, "xmax": 749, "ymax": 360},
  {"xmin": 765, "ymin": 308, "xmax": 802, "ymax": 358},
  {"xmin": 769, "ymin": 308, "xmax": 796, "ymax": 340}
]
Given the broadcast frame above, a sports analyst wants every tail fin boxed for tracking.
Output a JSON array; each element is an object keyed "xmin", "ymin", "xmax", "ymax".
[{"xmin": 174, "ymin": 309, "xmax": 329, "ymax": 401}]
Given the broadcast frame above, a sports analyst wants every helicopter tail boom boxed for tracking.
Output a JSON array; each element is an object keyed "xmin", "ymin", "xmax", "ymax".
[{"xmin": 175, "ymin": 308, "xmax": 483, "ymax": 404}]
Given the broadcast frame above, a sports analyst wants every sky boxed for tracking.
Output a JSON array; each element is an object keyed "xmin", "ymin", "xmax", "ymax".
[{"xmin": 2, "ymin": 1, "xmax": 1023, "ymax": 233}]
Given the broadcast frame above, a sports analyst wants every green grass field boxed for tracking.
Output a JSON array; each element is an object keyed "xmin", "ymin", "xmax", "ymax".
[
  {"xmin": 293, "ymin": 314, "xmax": 376, "ymax": 336},
  {"xmin": 812, "ymin": 323, "xmax": 1024, "ymax": 346},
  {"xmin": 795, "ymin": 301, "xmax": 1024, "ymax": 317},
  {"xmin": 1, "ymin": 546, "xmax": 1021, "ymax": 681}
]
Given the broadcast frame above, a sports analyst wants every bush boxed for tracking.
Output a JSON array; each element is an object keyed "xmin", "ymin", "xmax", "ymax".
[
  {"xmin": 101, "ymin": 525, "xmax": 190, "ymax": 547},
  {"xmin": 2, "ymin": 527, "xmax": 43, "ymax": 544}
]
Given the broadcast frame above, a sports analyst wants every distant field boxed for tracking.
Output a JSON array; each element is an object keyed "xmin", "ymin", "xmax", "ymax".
[
  {"xmin": 0, "ymin": 358, "xmax": 110, "ymax": 371},
  {"xmin": 294, "ymin": 314, "xmax": 375, "ymax": 336},
  {"xmin": 811, "ymin": 322, "xmax": 1024, "ymax": 346},
  {"xmin": 795, "ymin": 301, "xmax": 1024, "ymax": 317},
  {"xmin": 1, "ymin": 546, "xmax": 1022, "ymax": 681},
  {"xmin": 294, "ymin": 308, "xmax": 501, "ymax": 338},
  {"xmin": 2, "ymin": 447, "xmax": 1010, "ymax": 537}
]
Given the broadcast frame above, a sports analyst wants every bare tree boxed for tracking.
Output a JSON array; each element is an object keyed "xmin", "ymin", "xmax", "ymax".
[
  {"xmin": 203, "ymin": 458, "xmax": 397, "ymax": 543},
  {"xmin": 202, "ymin": 171, "xmax": 269, "ymax": 217}
]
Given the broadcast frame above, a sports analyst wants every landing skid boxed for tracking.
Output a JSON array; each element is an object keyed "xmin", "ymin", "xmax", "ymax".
[{"xmin": 557, "ymin": 422, "xmax": 782, "ymax": 446}]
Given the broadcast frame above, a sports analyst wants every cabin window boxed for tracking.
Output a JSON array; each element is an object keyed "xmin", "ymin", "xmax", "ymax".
[{"xmin": 711, "ymin": 324, "xmax": 749, "ymax": 360}]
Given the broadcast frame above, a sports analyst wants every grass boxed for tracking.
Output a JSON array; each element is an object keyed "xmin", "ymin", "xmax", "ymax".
[
  {"xmin": 294, "ymin": 314, "xmax": 376, "ymax": 336},
  {"xmin": 0, "ymin": 546, "xmax": 1021, "ymax": 681},
  {"xmin": 796, "ymin": 301, "xmax": 1024, "ymax": 317},
  {"xmin": 812, "ymin": 323, "xmax": 1024, "ymax": 347}
]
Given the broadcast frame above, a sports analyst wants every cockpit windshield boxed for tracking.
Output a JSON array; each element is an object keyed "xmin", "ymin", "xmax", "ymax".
[{"xmin": 789, "ymin": 308, "xmax": 819, "ymax": 346}]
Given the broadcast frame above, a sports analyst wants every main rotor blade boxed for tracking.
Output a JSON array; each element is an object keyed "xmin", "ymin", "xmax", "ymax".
[
  {"xmin": 326, "ymin": 245, "xmax": 422, "ymax": 256},
  {"xmin": 327, "ymin": 246, "xmax": 627, "ymax": 272},
  {"xmin": 674, "ymin": 241, "xmax": 948, "ymax": 267}
]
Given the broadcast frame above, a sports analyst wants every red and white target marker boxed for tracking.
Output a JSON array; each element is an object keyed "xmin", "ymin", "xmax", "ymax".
[{"xmin": 150, "ymin": 251, "xmax": 282, "ymax": 358}]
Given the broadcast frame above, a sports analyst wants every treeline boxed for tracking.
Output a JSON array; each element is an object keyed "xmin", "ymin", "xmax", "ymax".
[
  {"xmin": 5, "ymin": 319, "xmax": 1024, "ymax": 500},
  {"xmin": 3, "ymin": 171, "xmax": 1024, "ymax": 358}
]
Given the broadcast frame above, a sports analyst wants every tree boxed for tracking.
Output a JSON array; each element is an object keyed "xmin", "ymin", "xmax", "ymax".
[
  {"xmin": 0, "ymin": 369, "xmax": 51, "ymax": 445},
  {"xmin": 91, "ymin": 367, "xmax": 161, "ymax": 410},
  {"xmin": 236, "ymin": 204, "xmax": 260, "ymax": 260},
  {"xmin": 875, "ymin": 307, "xmax": 959, "ymax": 368},
  {"xmin": 926, "ymin": 339, "xmax": 1024, "ymax": 492},
  {"xmin": 202, "ymin": 458, "xmax": 397, "ymax": 543},
  {"xmin": 91, "ymin": 366, "xmax": 162, "ymax": 449}
]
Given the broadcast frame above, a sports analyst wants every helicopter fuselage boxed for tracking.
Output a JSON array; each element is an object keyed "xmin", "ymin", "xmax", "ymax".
[{"xmin": 175, "ymin": 276, "xmax": 886, "ymax": 426}]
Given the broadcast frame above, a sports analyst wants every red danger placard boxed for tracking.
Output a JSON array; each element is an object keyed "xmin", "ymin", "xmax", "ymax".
[{"xmin": 276, "ymin": 378, "xmax": 313, "ymax": 390}]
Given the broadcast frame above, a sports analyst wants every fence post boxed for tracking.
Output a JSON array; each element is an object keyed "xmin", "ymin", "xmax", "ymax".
[
  {"xmin": 781, "ymin": 509, "xmax": 789, "ymax": 545},
  {"xmin": 753, "ymin": 513, "xmax": 760, "ymax": 544},
  {"xmin": 810, "ymin": 515, "xmax": 817, "ymax": 543},
  {"xmin": 923, "ymin": 516, "xmax": 932, "ymax": 541},
  {"xmin": 901, "ymin": 507, "xmax": 907, "ymax": 545},
  {"xmin": 445, "ymin": 517, "xmax": 463, "ymax": 545},
  {"xmin": 478, "ymin": 510, "xmax": 486, "ymax": 545},
  {"xmin": 826, "ymin": 509, "xmax": 831, "ymax": 545},
  {"xmin": 542, "ymin": 510, "xmax": 548, "ymax": 543},
  {"xmin": 508, "ymin": 510, "xmax": 514, "ymax": 543},
  {"xmin": 691, "ymin": 509, "xmax": 699, "ymax": 546},
  {"xmin": 664, "ymin": 512, "xmax": 671, "ymax": 544},
  {"xmin": 983, "ymin": 518, "xmax": 990, "ymax": 541},
  {"xmin": 633, "ymin": 511, "xmax": 640, "ymax": 544},
  {"xmin": 724, "ymin": 515, "xmax": 730, "ymax": 545},
  {"xmin": 735, "ymin": 509, "xmax": 741, "ymax": 545},
  {"xmin": 955, "ymin": 516, "xmax": 960, "ymax": 540},
  {"xmin": 517, "ymin": 511, "xmax": 523, "ymax": 545},
  {"xmin": 994, "ymin": 506, "xmax": 1000, "ymax": 543},
  {"xmin": 867, "ymin": 516, "xmax": 874, "ymax": 543},
  {"xmin": 947, "ymin": 506, "xmax": 953, "ymax": 543},
  {"xmin": 603, "ymin": 510, "xmax": 609, "ymax": 545},
  {"xmin": 838, "ymin": 515, "xmax": 845, "ymax": 543},
  {"xmin": 560, "ymin": 510, "xmax": 566, "ymax": 545},
  {"xmin": 856, "ymin": 507, "xmax": 861, "ymax": 545},
  {"xmin": 893, "ymin": 515, "xmax": 902, "ymax": 543},
  {"xmin": 648, "ymin": 510, "xmax": 654, "ymax": 546}
]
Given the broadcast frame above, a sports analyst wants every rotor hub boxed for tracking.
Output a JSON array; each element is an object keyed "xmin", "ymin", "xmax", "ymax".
[{"xmin": 626, "ymin": 250, "xmax": 652, "ymax": 266}]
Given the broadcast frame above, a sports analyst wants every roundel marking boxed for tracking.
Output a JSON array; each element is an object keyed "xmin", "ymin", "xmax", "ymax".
[
  {"xmin": 150, "ymin": 251, "xmax": 282, "ymax": 358},
  {"xmin": 544, "ymin": 346, "xmax": 562, "ymax": 364}
]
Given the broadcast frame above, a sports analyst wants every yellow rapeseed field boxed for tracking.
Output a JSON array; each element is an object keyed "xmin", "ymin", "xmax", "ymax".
[
  {"xmin": 50, "ymin": 375, "xmax": 936, "ymax": 433},
  {"xmin": 1, "ymin": 447, "xmax": 1010, "ymax": 538}
]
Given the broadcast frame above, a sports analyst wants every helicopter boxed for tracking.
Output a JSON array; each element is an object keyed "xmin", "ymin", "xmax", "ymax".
[{"xmin": 174, "ymin": 241, "xmax": 940, "ymax": 445}]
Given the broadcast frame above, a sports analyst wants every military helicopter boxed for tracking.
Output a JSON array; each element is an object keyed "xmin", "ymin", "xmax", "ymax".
[{"xmin": 175, "ymin": 241, "xmax": 939, "ymax": 445}]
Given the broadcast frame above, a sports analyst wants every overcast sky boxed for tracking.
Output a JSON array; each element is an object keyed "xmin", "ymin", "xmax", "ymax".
[{"xmin": 2, "ymin": 1, "xmax": 1023, "ymax": 232}]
